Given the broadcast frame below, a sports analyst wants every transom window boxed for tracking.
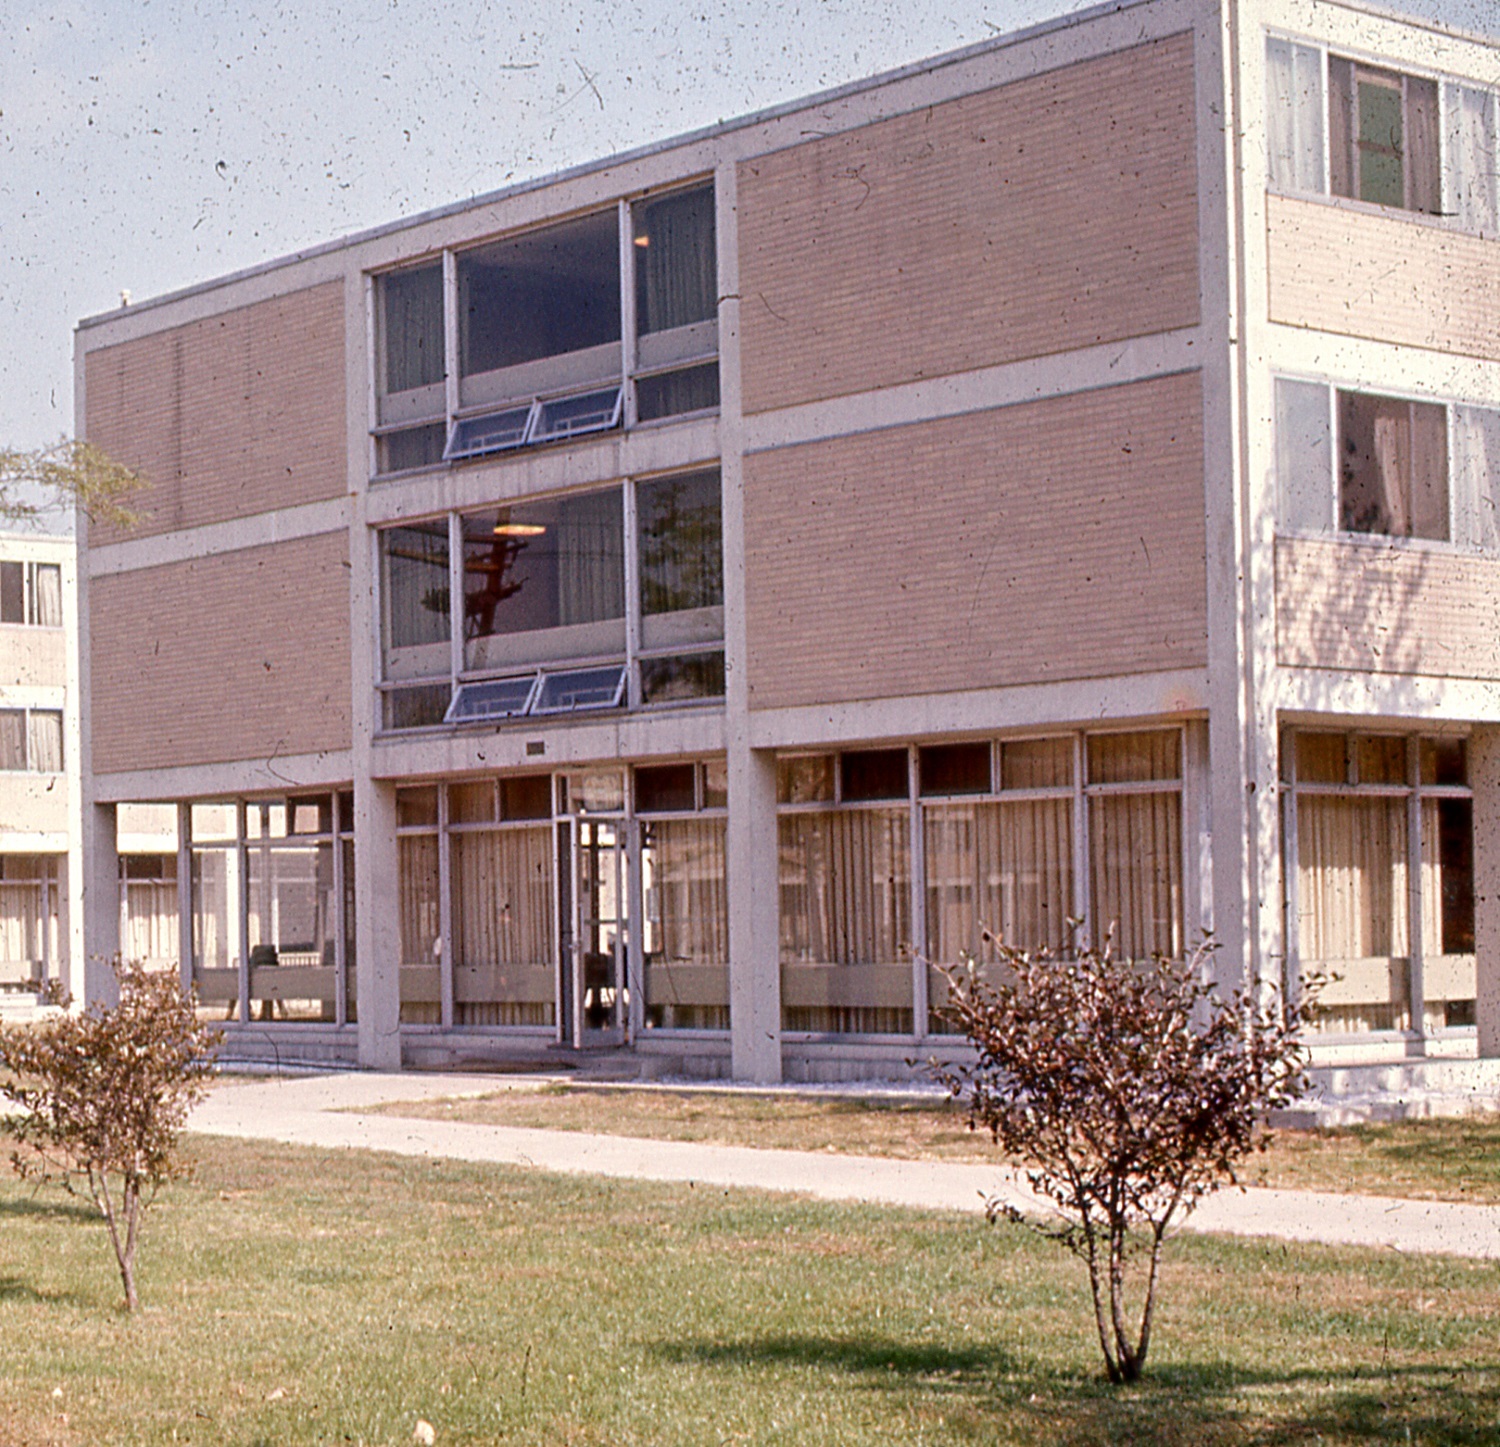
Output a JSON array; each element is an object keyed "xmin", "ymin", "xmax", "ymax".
[{"xmin": 372, "ymin": 183, "xmax": 718, "ymax": 478}]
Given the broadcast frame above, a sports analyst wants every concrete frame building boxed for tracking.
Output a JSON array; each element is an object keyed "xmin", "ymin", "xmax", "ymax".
[{"xmin": 74, "ymin": 0, "xmax": 1500, "ymax": 1084}]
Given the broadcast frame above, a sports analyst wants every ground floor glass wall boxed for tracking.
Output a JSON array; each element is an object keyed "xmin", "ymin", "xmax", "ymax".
[
  {"xmin": 1284, "ymin": 731, "xmax": 1475, "ymax": 1036},
  {"xmin": 778, "ymin": 729, "xmax": 1188, "ymax": 1037},
  {"xmin": 190, "ymin": 793, "xmax": 356, "ymax": 1024}
]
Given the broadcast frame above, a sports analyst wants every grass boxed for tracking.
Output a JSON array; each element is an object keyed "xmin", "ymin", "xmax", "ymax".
[
  {"xmin": 0, "ymin": 1134, "xmax": 1496, "ymax": 1445},
  {"xmin": 370, "ymin": 1082, "xmax": 1500, "ymax": 1205}
]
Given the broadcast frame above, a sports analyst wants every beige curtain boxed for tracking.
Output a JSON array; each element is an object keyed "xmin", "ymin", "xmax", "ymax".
[
  {"xmin": 452, "ymin": 827, "xmax": 553, "ymax": 968},
  {"xmin": 28, "ymin": 711, "xmax": 62, "ymax": 773},
  {"xmin": 779, "ymin": 807, "xmax": 909, "ymax": 966},
  {"xmin": 398, "ymin": 834, "xmax": 441, "ymax": 967},
  {"xmin": 1089, "ymin": 791, "xmax": 1183, "ymax": 960},
  {"xmin": 646, "ymin": 817, "xmax": 727, "ymax": 965},
  {"xmin": 924, "ymin": 799, "xmax": 1072, "ymax": 963},
  {"xmin": 33, "ymin": 565, "xmax": 62, "ymax": 628},
  {"xmin": 1297, "ymin": 795, "xmax": 1408, "ymax": 961}
]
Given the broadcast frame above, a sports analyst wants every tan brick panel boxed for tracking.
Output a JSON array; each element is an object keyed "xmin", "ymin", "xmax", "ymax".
[
  {"xmin": 90, "ymin": 531, "xmax": 352, "ymax": 773},
  {"xmin": 737, "ymin": 33, "xmax": 1200, "ymax": 416},
  {"xmin": 743, "ymin": 372, "xmax": 1207, "ymax": 711},
  {"xmin": 1267, "ymin": 195, "xmax": 1500, "ymax": 360},
  {"xmin": 83, "ymin": 283, "xmax": 347, "ymax": 545},
  {"xmin": 1277, "ymin": 535, "xmax": 1500, "ymax": 679}
]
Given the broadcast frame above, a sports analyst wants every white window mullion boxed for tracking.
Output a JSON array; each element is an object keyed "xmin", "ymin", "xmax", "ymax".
[
  {"xmin": 438, "ymin": 785, "xmax": 454, "ymax": 1031},
  {"xmin": 1072, "ymin": 733, "xmax": 1090, "ymax": 951},
  {"xmin": 909, "ymin": 744, "xmax": 927, "ymax": 1041}
]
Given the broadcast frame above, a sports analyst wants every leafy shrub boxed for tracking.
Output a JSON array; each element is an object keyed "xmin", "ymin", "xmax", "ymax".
[
  {"xmin": 0, "ymin": 961, "xmax": 220, "ymax": 1311},
  {"xmin": 935, "ymin": 935, "xmax": 1309, "ymax": 1383}
]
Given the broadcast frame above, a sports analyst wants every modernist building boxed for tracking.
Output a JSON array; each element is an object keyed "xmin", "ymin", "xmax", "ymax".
[{"xmin": 75, "ymin": 0, "xmax": 1500, "ymax": 1081}]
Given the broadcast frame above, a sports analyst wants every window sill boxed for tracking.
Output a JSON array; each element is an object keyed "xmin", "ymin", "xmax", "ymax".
[
  {"xmin": 1276, "ymin": 527, "xmax": 1500, "ymax": 561},
  {"xmin": 1266, "ymin": 185, "xmax": 1500, "ymax": 245}
]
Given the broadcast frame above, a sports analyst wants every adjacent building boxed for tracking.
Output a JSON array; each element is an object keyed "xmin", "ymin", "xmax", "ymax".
[{"xmin": 74, "ymin": 0, "xmax": 1500, "ymax": 1082}]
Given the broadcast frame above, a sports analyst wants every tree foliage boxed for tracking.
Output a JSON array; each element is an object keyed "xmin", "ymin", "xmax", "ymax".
[
  {"xmin": 0, "ymin": 439, "xmax": 144, "ymax": 530},
  {"xmin": 0, "ymin": 963, "xmax": 220, "ymax": 1311},
  {"xmin": 935, "ymin": 935, "xmax": 1310, "ymax": 1384}
]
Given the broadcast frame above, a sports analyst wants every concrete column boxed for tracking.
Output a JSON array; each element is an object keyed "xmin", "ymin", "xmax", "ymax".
[
  {"xmin": 79, "ymin": 801, "xmax": 120, "ymax": 1007},
  {"xmin": 1470, "ymin": 726, "xmax": 1500, "ymax": 1057},
  {"xmin": 727, "ymin": 744, "xmax": 781, "ymax": 1082},
  {"xmin": 355, "ymin": 776, "xmax": 401, "ymax": 1069}
]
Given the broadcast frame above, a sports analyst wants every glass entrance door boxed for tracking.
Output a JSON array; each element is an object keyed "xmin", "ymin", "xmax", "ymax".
[{"xmin": 574, "ymin": 818, "xmax": 627, "ymax": 1045}]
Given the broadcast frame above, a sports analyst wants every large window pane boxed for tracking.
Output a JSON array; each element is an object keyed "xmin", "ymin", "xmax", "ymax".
[
  {"xmin": 33, "ymin": 565, "xmax": 62, "ymax": 627},
  {"xmin": 191, "ymin": 845, "xmax": 241, "ymax": 1020},
  {"xmin": 1266, "ymin": 37, "xmax": 1326, "ymax": 192},
  {"xmin": 122, "ymin": 854, "xmax": 179, "ymax": 971},
  {"xmin": 27, "ymin": 711, "xmax": 62, "ymax": 773},
  {"xmin": 451, "ymin": 826, "xmax": 555, "ymax": 1026},
  {"xmin": 0, "ymin": 710, "xmax": 25, "ymax": 770},
  {"xmin": 459, "ymin": 212, "xmax": 620, "ymax": 378},
  {"xmin": 634, "ymin": 186, "xmax": 717, "ymax": 334},
  {"xmin": 780, "ymin": 807, "xmax": 912, "ymax": 1034},
  {"xmin": 637, "ymin": 470, "xmax": 723, "ymax": 628},
  {"xmin": 1297, "ymin": 794, "xmax": 1410, "ymax": 1032},
  {"xmin": 381, "ymin": 523, "xmax": 451, "ymax": 681},
  {"xmin": 1338, "ymin": 392, "xmax": 1448, "ymax": 540},
  {"xmin": 0, "ymin": 856, "xmax": 54, "ymax": 988},
  {"xmin": 398, "ymin": 833, "xmax": 441, "ymax": 1024},
  {"xmin": 247, "ymin": 840, "xmax": 336, "ymax": 1022},
  {"xmin": 1421, "ymin": 798, "xmax": 1476, "ymax": 1029},
  {"xmin": 642, "ymin": 816, "xmax": 728, "ymax": 1029},
  {"xmin": 925, "ymin": 799, "xmax": 1072, "ymax": 1033},
  {"xmin": 1276, "ymin": 379, "xmax": 1333, "ymax": 532},
  {"xmin": 381, "ymin": 264, "xmax": 445, "ymax": 395},
  {"xmin": 1088, "ymin": 790, "xmax": 1183, "ymax": 960},
  {"xmin": 463, "ymin": 491, "xmax": 625, "ymax": 671}
]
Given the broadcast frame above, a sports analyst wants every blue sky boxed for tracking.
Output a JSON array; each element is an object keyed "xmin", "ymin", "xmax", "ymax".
[{"xmin": 1, "ymin": 0, "xmax": 1494, "ymax": 471}]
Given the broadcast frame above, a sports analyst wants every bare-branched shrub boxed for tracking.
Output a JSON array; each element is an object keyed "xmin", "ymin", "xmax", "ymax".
[
  {"xmin": 935, "ymin": 934, "xmax": 1309, "ymax": 1384},
  {"xmin": 0, "ymin": 961, "xmax": 220, "ymax": 1311}
]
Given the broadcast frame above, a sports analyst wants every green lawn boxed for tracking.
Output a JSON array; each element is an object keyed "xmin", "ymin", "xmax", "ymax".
[
  {"xmin": 0, "ymin": 1135, "xmax": 1496, "ymax": 1445},
  {"xmin": 371, "ymin": 1082, "xmax": 1500, "ymax": 1205}
]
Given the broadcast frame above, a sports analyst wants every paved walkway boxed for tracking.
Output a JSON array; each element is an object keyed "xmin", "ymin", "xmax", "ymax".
[{"xmin": 188, "ymin": 1072, "xmax": 1500, "ymax": 1260}]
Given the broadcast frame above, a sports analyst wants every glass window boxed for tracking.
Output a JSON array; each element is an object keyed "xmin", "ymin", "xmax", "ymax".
[
  {"xmin": 459, "ymin": 211, "xmax": 620, "ymax": 380},
  {"xmin": 1329, "ymin": 58, "xmax": 1440, "ymax": 214},
  {"xmin": 918, "ymin": 742, "xmax": 990, "ymax": 797},
  {"xmin": 462, "ymin": 490, "xmax": 625, "ymax": 673},
  {"xmin": 640, "ymin": 652, "xmax": 724, "ymax": 705},
  {"xmin": 1276, "ymin": 379, "xmax": 1334, "ymax": 533},
  {"xmin": 841, "ymin": 749, "xmax": 908, "ymax": 802},
  {"xmin": 1266, "ymin": 37, "xmax": 1326, "ymax": 193},
  {"xmin": 642, "ymin": 814, "xmax": 728, "ymax": 1030},
  {"xmin": 0, "ymin": 562, "xmax": 22, "ymax": 624},
  {"xmin": 501, "ymin": 775, "xmax": 552, "ymax": 821},
  {"xmin": 381, "ymin": 524, "xmax": 451, "ymax": 682},
  {"xmin": 637, "ymin": 365, "xmax": 719, "ymax": 422},
  {"xmin": 380, "ymin": 264, "xmax": 445, "ymax": 395},
  {"xmin": 398, "ymin": 831, "xmax": 441, "ymax": 1025},
  {"xmin": 636, "ymin": 763, "xmax": 696, "ymax": 814},
  {"xmin": 778, "ymin": 755, "xmax": 834, "ymax": 805},
  {"xmin": 0, "ymin": 710, "xmax": 25, "ymax": 770},
  {"xmin": 1087, "ymin": 731, "xmax": 1180, "ymax": 784},
  {"xmin": 634, "ymin": 186, "xmax": 717, "ymax": 334},
  {"xmin": 1338, "ymin": 391, "xmax": 1448, "ymax": 539},
  {"xmin": 1001, "ymin": 737, "xmax": 1074, "ymax": 790},
  {"xmin": 32, "ymin": 565, "xmax": 61, "ymax": 627},
  {"xmin": 637, "ymin": 470, "xmax": 723, "ymax": 620},
  {"xmin": 396, "ymin": 787, "xmax": 439, "ymax": 829},
  {"xmin": 27, "ymin": 712, "xmax": 62, "ymax": 773}
]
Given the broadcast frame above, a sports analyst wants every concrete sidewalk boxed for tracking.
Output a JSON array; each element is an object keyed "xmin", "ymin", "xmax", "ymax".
[{"xmin": 187, "ymin": 1072, "xmax": 1500, "ymax": 1260}]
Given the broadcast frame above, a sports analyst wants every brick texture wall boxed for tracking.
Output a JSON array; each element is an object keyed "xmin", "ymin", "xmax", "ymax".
[
  {"xmin": 1277, "ymin": 535, "xmax": 1500, "ymax": 679},
  {"xmin": 83, "ymin": 282, "xmax": 346, "ymax": 545},
  {"xmin": 737, "ymin": 33, "xmax": 1200, "ymax": 416},
  {"xmin": 743, "ymin": 371, "xmax": 1207, "ymax": 711},
  {"xmin": 1268, "ymin": 195, "xmax": 1500, "ymax": 360},
  {"xmin": 90, "ymin": 531, "xmax": 352, "ymax": 773}
]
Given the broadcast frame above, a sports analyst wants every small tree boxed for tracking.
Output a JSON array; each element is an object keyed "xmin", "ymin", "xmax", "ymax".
[
  {"xmin": 935, "ymin": 934, "xmax": 1309, "ymax": 1384},
  {"xmin": 0, "ymin": 962, "xmax": 220, "ymax": 1311},
  {"xmin": 0, "ymin": 438, "xmax": 143, "ymax": 529}
]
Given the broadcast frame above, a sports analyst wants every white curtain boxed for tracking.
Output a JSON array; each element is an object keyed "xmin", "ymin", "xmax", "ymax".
[
  {"xmin": 1266, "ymin": 38, "xmax": 1326, "ymax": 192},
  {"xmin": 1452, "ymin": 405, "xmax": 1500, "ymax": 552},
  {"xmin": 0, "ymin": 881, "xmax": 44, "ymax": 971},
  {"xmin": 1275, "ymin": 379, "xmax": 1333, "ymax": 533},
  {"xmin": 923, "ymin": 800, "xmax": 1072, "ymax": 963},
  {"xmin": 1444, "ymin": 82, "xmax": 1498, "ymax": 236},
  {"xmin": 556, "ymin": 491, "xmax": 625, "ymax": 627},
  {"xmin": 779, "ymin": 807, "xmax": 910, "ymax": 967},
  {"xmin": 125, "ymin": 881, "xmax": 179, "ymax": 966},
  {"xmin": 27, "ymin": 711, "xmax": 62, "ymax": 773},
  {"xmin": 33, "ymin": 565, "xmax": 62, "ymax": 628}
]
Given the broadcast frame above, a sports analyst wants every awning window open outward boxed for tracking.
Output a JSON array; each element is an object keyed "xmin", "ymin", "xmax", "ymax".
[{"xmin": 444, "ymin": 663, "xmax": 627, "ymax": 725}]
